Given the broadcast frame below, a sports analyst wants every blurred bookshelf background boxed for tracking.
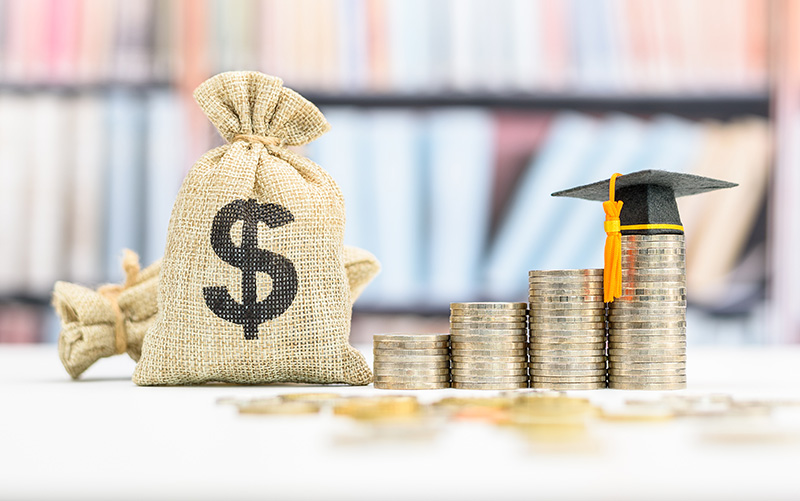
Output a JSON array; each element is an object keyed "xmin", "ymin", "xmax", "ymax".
[{"xmin": 0, "ymin": 0, "xmax": 797, "ymax": 345}]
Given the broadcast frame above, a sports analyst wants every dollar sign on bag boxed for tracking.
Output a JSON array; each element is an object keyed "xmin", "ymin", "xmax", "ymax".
[{"xmin": 203, "ymin": 199, "xmax": 298, "ymax": 340}]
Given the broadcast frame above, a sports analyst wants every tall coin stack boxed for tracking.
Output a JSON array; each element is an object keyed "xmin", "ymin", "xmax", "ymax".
[
  {"xmin": 449, "ymin": 303, "xmax": 529, "ymax": 390},
  {"xmin": 528, "ymin": 269, "xmax": 607, "ymax": 390},
  {"xmin": 372, "ymin": 333, "xmax": 451, "ymax": 390},
  {"xmin": 607, "ymin": 234, "xmax": 687, "ymax": 390}
]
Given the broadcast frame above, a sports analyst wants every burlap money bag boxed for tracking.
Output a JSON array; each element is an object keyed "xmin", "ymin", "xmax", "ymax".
[
  {"xmin": 133, "ymin": 71, "xmax": 373, "ymax": 385},
  {"xmin": 53, "ymin": 247, "xmax": 379, "ymax": 379}
]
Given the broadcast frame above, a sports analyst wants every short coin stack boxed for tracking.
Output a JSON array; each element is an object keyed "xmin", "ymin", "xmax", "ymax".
[
  {"xmin": 528, "ymin": 269, "xmax": 607, "ymax": 390},
  {"xmin": 607, "ymin": 234, "xmax": 687, "ymax": 390},
  {"xmin": 449, "ymin": 302, "xmax": 529, "ymax": 390},
  {"xmin": 372, "ymin": 333, "xmax": 451, "ymax": 390}
]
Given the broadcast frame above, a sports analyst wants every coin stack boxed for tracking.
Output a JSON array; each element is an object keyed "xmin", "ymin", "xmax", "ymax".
[
  {"xmin": 607, "ymin": 234, "xmax": 687, "ymax": 390},
  {"xmin": 528, "ymin": 269, "xmax": 607, "ymax": 390},
  {"xmin": 449, "ymin": 302, "xmax": 529, "ymax": 390},
  {"xmin": 372, "ymin": 333, "xmax": 451, "ymax": 390}
]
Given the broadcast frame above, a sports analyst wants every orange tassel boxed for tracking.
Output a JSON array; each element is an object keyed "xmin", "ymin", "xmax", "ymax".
[{"xmin": 603, "ymin": 173, "xmax": 623, "ymax": 303}]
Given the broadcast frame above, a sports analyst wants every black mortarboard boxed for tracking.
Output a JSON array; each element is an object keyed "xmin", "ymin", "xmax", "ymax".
[{"xmin": 551, "ymin": 169, "xmax": 738, "ymax": 234}]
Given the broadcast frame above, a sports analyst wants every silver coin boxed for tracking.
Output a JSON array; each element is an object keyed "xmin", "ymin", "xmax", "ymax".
[
  {"xmin": 530, "ymin": 370, "xmax": 607, "ymax": 378},
  {"xmin": 530, "ymin": 294, "xmax": 606, "ymax": 302},
  {"xmin": 373, "ymin": 340, "xmax": 450, "ymax": 348},
  {"xmin": 529, "ymin": 302, "xmax": 606, "ymax": 311},
  {"xmin": 530, "ymin": 342, "xmax": 606, "ymax": 351},
  {"xmin": 608, "ymin": 304, "xmax": 686, "ymax": 314},
  {"xmin": 607, "ymin": 354, "xmax": 686, "ymax": 363},
  {"xmin": 608, "ymin": 376, "xmax": 687, "ymax": 385},
  {"xmin": 452, "ymin": 382, "xmax": 529, "ymax": 390},
  {"xmin": 530, "ymin": 332, "xmax": 606, "ymax": 340},
  {"xmin": 608, "ymin": 337, "xmax": 686, "ymax": 346},
  {"xmin": 531, "ymin": 376, "xmax": 606, "ymax": 383},
  {"xmin": 531, "ymin": 316, "xmax": 606, "ymax": 324},
  {"xmin": 450, "ymin": 313, "xmax": 528, "ymax": 323},
  {"xmin": 608, "ymin": 370, "xmax": 686, "ymax": 378},
  {"xmin": 607, "ymin": 327, "xmax": 685, "ymax": 336},
  {"xmin": 623, "ymin": 247, "xmax": 685, "ymax": 255},
  {"xmin": 622, "ymin": 254, "xmax": 686, "ymax": 262},
  {"xmin": 621, "ymin": 234, "xmax": 685, "ymax": 241},
  {"xmin": 373, "ymin": 347, "xmax": 449, "ymax": 355},
  {"xmin": 450, "ymin": 349, "xmax": 528, "ymax": 358},
  {"xmin": 451, "ymin": 366, "xmax": 527, "ymax": 374},
  {"xmin": 528, "ymin": 286, "xmax": 604, "ymax": 295},
  {"xmin": 450, "ymin": 336, "xmax": 528, "ymax": 345},
  {"xmin": 450, "ymin": 321, "xmax": 528, "ymax": 329},
  {"xmin": 451, "ymin": 344, "xmax": 527, "ymax": 353},
  {"xmin": 452, "ymin": 376, "xmax": 530, "ymax": 384},
  {"xmin": 374, "ymin": 382, "xmax": 451, "ymax": 390},
  {"xmin": 372, "ymin": 358, "xmax": 450, "ymax": 366},
  {"xmin": 529, "ymin": 347, "xmax": 605, "ymax": 356},
  {"xmin": 450, "ymin": 302, "xmax": 527, "ymax": 310},
  {"xmin": 610, "ymin": 320, "xmax": 686, "ymax": 329},
  {"xmin": 529, "ymin": 269, "xmax": 603, "ymax": 276},
  {"xmin": 607, "ymin": 381, "xmax": 686, "ymax": 390},
  {"xmin": 531, "ymin": 381, "xmax": 606, "ymax": 390},
  {"xmin": 374, "ymin": 376, "xmax": 452, "ymax": 384},
  {"xmin": 373, "ymin": 333, "xmax": 450, "ymax": 342},
  {"xmin": 528, "ymin": 361, "xmax": 606, "ymax": 373},
  {"xmin": 451, "ymin": 368, "xmax": 527, "ymax": 376},
  {"xmin": 451, "ymin": 356, "xmax": 527, "ymax": 364}
]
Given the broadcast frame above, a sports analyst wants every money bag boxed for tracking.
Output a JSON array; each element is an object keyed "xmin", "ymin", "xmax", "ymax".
[{"xmin": 133, "ymin": 71, "xmax": 373, "ymax": 385}]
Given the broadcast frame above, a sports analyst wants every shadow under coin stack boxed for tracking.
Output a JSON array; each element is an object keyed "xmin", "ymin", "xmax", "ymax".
[
  {"xmin": 607, "ymin": 235, "xmax": 687, "ymax": 390},
  {"xmin": 372, "ymin": 333, "xmax": 451, "ymax": 390},
  {"xmin": 449, "ymin": 303, "xmax": 529, "ymax": 390},
  {"xmin": 528, "ymin": 269, "xmax": 607, "ymax": 390}
]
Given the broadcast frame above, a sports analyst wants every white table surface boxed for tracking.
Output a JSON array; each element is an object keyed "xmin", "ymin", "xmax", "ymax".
[{"xmin": 2, "ymin": 344, "xmax": 800, "ymax": 501}]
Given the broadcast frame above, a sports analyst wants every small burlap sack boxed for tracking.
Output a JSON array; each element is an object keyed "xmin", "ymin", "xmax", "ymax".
[
  {"xmin": 133, "ymin": 71, "xmax": 375, "ymax": 385},
  {"xmin": 53, "ymin": 250, "xmax": 159, "ymax": 379},
  {"xmin": 53, "ymin": 247, "xmax": 380, "ymax": 379}
]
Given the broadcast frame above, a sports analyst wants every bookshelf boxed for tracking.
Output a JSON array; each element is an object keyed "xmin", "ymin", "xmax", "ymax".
[{"xmin": 0, "ymin": 0, "xmax": 786, "ymax": 343}]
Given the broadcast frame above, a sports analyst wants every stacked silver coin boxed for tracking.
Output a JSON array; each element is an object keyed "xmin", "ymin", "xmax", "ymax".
[
  {"xmin": 528, "ymin": 269, "xmax": 607, "ymax": 390},
  {"xmin": 608, "ymin": 234, "xmax": 687, "ymax": 390},
  {"xmin": 372, "ymin": 333, "xmax": 451, "ymax": 390},
  {"xmin": 449, "ymin": 302, "xmax": 529, "ymax": 390}
]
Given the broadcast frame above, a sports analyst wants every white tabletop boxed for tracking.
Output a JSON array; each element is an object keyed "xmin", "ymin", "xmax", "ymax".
[{"xmin": 2, "ymin": 344, "xmax": 800, "ymax": 501}]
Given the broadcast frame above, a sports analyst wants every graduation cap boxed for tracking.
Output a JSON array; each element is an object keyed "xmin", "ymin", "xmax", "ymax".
[{"xmin": 551, "ymin": 169, "xmax": 738, "ymax": 301}]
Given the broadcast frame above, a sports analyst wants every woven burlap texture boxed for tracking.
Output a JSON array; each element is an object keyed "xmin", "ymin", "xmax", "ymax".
[
  {"xmin": 53, "ymin": 247, "xmax": 379, "ymax": 379},
  {"xmin": 53, "ymin": 251, "xmax": 159, "ymax": 379},
  {"xmin": 133, "ymin": 71, "xmax": 373, "ymax": 385}
]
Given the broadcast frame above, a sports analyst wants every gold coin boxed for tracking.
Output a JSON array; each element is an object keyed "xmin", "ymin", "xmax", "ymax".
[
  {"xmin": 373, "ymin": 359, "xmax": 450, "ymax": 367},
  {"xmin": 279, "ymin": 393, "xmax": 343, "ymax": 404},
  {"xmin": 239, "ymin": 400, "xmax": 321, "ymax": 415},
  {"xmin": 531, "ymin": 375, "xmax": 606, "ymax": 383},
  {"xmin": 434, "ymin": 396, "xmax": 515, "ymax": 408},
  {"xmin": 528, "ymin": 269, "xmax": 603, "ymax": 277}
]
